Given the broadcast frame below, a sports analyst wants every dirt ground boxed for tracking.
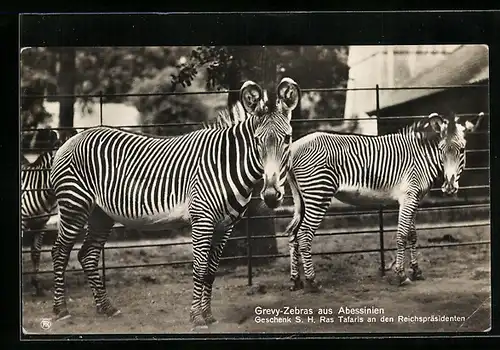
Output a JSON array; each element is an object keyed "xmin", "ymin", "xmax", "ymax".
[{"xmin": 21, "ymin": 223, "xmax": 491, "ymax": 335}]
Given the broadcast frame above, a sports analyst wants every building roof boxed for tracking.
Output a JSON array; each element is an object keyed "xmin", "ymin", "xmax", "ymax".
[{"xmin": 374, "ymin": 44, "xmax": 489, "ymax": 112}]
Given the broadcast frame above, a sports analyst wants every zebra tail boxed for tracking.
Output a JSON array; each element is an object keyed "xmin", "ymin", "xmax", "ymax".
[{"xmin": 286, "ymin": 167, "xmax": 305, "ymax": 244}]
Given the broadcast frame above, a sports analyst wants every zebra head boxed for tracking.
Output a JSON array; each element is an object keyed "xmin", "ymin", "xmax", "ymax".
[
  {"xmin": 239, "ymin": 77, "xmax": 300, "ymax": 209},
  {"xmin": 423, "ymin": 112, "xmax": 484, "ymax": 195}
]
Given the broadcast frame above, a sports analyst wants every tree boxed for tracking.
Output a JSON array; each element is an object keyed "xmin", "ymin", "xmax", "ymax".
[
  {"xmin": 21, "ymin": 48, "xmax": 57, "ymax": 151},
  {"xmin": 56, "ymin": 48, "xmax": 76, "ymax": 142},
  {"xmin": 171, "ymin": 46, "xmax": 349, "ymax": 139},
  {"xmin": 127, "ymin": 66, "xmax": 210, "ymax": 137},
  {"xmin": 20, "ymin": 47, "xmax": 191, "ymax": 150}
]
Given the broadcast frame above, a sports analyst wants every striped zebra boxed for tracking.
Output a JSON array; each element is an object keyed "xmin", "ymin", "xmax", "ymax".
[
  {"xmin": 22, "ymin": 152, "xmax": 57, "ymax": 296},
  {"xmin": 21, "ymin": 130, "xmax": 62, "ymax": 296},
  {"xmin": 48, "ymin": 78, "xmax": 299, "ymax": 329},
  {"xmin": 285, "ymin": 112, "xmax": 483, "ymax": 291}
]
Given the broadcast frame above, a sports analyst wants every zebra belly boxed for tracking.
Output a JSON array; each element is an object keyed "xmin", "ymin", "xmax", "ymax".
[
  {"xmin": 97, "ymin": 200, "xmax": 191, "ymax": 231},
  {"xmin": 334, "ymin": 184, "xmax": 400, "ymax": 206}
]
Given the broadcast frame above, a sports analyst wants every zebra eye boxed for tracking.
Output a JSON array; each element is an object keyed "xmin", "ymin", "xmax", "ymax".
[{"xmin": 283, "ymin": 134, "xmax": 291, "ymax": 144}]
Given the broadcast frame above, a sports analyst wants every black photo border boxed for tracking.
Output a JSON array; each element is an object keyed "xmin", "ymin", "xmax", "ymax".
[{"xmin": 3, "ymin": 9, "xmax": 499, "ymax": 349}]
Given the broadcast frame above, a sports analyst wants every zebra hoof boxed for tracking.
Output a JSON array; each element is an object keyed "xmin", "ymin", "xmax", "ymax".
[
  {"xmin": 54, "ymin": 309, "xmax": 71, "ymax": 322},
  {"xmin": 399, "ymin": 277, "xmax": 412, "ymax": 286},
  {"xmin": 97, "ymin": 305, "xmax": 121, "ymax": 318},
  {"xmin": 410, "ymin": 270, "xmax": 425, "ymax": 281},
  {"xmin": 190, "ymin": 313, "xmax": 208, "ymax": 330},
  {"xmin": 108, "ymin": 309, "xmax": 122, "ymax": 318},
  {"xmin": 386, "ymin": 272, "xmax": 411, "ymax": 286},
  {"xmin": 203, "ymin": 313, "xmax": 218, "ymax": 325},
  {"xmin": 207, "ymin": 319, "xmax": 219, "ymax": 326},
  {"xmin": 304, "ymin": 279, "xmax": 321, "ymax": 293},
  {"xmin": 289, "ymin": 279, "xmax": 304, "ymax": 291},
  {"xmin": 191, "ymin": 324, "xmax": 209, "ymax": 332}
]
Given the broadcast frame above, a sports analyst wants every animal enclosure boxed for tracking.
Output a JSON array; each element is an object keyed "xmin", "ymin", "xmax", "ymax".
[{"xmin": 21, "ymin": 84, "xmax": 491, "ymax": 334}]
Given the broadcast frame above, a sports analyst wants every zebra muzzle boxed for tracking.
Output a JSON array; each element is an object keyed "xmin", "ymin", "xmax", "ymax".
[
  {"xmin": 441, "ymin": 174, "xmax": 458, "ymax": 195},
  {"xmin": 261, "ymin": 186, "xmax": 284, "ymax": 209}
]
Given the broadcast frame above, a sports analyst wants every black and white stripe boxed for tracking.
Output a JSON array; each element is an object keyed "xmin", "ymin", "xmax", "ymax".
[
  {"xmin": 285, "ymin": 112, "xmax": 482, "ymax": 290},
  {"xmin": 48, "ymin": 78, "xmax": 299, "ymax": 328},
  {"xmin": 21, "ymin": 151, "xmax": 57, "ymax": 296}
]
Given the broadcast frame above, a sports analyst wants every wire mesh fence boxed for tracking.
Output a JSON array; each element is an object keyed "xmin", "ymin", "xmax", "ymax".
[{"xmin": 20, "ymin": 84, "xmax": 490, "ymax": 286}]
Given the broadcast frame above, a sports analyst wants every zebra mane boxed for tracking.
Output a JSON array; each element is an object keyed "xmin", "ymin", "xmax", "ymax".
[
  {"xmin": 399, "ymin": 117, "xmax": 443, "ymax": 143},
  {"xmin": 22, "ymin": 151, "xmax": 54, "ymax": 169},
  {"xmin": 202, "ymin": 102, "xmax": 251, "ymax": 130}
]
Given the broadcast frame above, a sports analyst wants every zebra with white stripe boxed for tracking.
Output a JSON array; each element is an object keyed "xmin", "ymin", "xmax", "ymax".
[
  {"xmin": 21, "ymin": 129, "xmax": 63, "ymax": 296},
  {"xmin": 285, "ymin": 112, "xmax": 483, "ymax": 291},
  {"xmin": 22, "ymin": 152, "xmax": 57, "ymax": 296},
  {"xmin": 48, "ymin": 78, "xmax": 299, "ymax": 329}
]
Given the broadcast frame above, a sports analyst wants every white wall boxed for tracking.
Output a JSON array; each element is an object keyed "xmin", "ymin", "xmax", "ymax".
[
  {"xmin": 343, "ymin": 45, "xmax": 461, "ymax": 135},
  {"xmin": 43, "ymin": 101, "xmax": 141, "ymax": 130}
]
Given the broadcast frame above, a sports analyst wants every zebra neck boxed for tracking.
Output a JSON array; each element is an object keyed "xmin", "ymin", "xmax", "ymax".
[
  {"xmin": 229, "ymin": 118, "xmax": 263, "ymax": 194},
  {"xmin": 415, "ymin": 137, "xmax": 443, "ymax": 184}
]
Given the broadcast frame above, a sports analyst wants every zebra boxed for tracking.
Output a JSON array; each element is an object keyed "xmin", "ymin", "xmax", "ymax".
[
  {"xmin": 48, "ymin": 78, "xmax": 300, "ymax": 329},
  {"xmin": 21, "ymin": 130, "xmax": 62, "ymax": 296},
  {"xmin": 285, "ymin": 112, "xmax": 483, "ymax": 291},
  {"xmin": 22, "ymin": 152, "xmax": 57, "ymax": 296}
]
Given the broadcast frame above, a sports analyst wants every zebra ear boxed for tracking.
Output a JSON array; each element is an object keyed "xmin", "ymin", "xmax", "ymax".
[
  {"xmin": 53, "ymin": 139, "xmax": 62, "ymax": 149},
  {"xmin": 21, "ymin": 154, "xmax": 30, "ymax": 166},
  {"xmin": 239, "ymin": 80, "xmax": 263, "ymax": 114},
  {"xmin": 463, "ymin": 112, "xmax": 484, "ymax": 133},
  {"xmin": 277, "ymin": 77, "xmax": 300, "ymax": 116},
  {"xmin": 49, "ymin": 130, "xmax": 60, "ymax": 149},
  {"xmin": 58, "ymin": 129, "xmax": 77, "ymax": 145},
  {"xmin": 427, "ymin": 113, "xmax": 445, "ymax": 134}
]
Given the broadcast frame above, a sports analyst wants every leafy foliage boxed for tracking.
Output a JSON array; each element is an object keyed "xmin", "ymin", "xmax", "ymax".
[
  {"xmin": 21, "ymin": 45, "xmax": 350, "ymax": 143},
  {"xmin": 171, "ymin": 46, "xmax": 349, "ymax": 122},
  {"xmin": 21, "ymin": 47, "xmax": 190, "ymax": 102},
  {"xmin": 128, "ymin": 67, "xmax": 210, "ymax": 137},
  {"xmin": 20, "ymin": 47, "xmax": 194, "ymax": 145}
]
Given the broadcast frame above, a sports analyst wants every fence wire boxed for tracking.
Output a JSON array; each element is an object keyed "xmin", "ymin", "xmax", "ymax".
[{"xmin": 20, "ymin": 84, "xmax": 490, "ymax": 286}]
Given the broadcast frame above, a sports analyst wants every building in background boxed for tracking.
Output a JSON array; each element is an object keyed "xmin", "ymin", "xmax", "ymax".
[
  {"xmin": 343, "ymin": 44, "xmax": 489, "ymax": 200},
  {"xmin": 344, "ymin": 45, "xmax": 488, "ymax": 133}
]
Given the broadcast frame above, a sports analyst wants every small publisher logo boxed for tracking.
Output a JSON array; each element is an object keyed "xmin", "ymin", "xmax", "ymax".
[{"xmin": 40, "ymin": 318, "xmax": 52, "ymax": 330}]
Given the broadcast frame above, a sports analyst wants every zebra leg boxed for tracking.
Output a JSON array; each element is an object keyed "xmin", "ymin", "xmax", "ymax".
[
  {"xmin": 392, "ymin": 198, "xmax": 418, "ymax": 286},
  {"xmin": 51, "ymin": 196, "xmax": 92, "ymax": 320},
  {"xmin": 31, "ymin": 225, "xmax": 45, "ymax": 296},
  {"xmin": 296, "ymin": 184, "xmax": 334, "ymax": 292},
  {"xmin": 51, "ymin": 236, "xmax": 78, "ymax": 320},
  {"xmin": 201, "ymin": 226, "xmax": 233, "ymax": 325},
  {"xmin": 297, "ymin": 231, "xmax": 321, "ymax": 293},
  {"xmin": 30, "ymin": 230, "xmax": 46, "ymax": 296},
  {"xmin": 77, "ymin": 207, "xmax": 119, "ymax": 317},
  {"xmin": 408, "ymin": 221, "xmax": 425, "ymax": 281},
  {"xmin": 289, "ymin": 240, "xmax": 303, "ymax": 291},
  {"xmin": 383, "ymin": 231, "xmax": 397, "ymax": 272},
  {"xmin": 297, "ymin": 201, "xmax": 331, "ymax": 293},
  {"xmin": 285, "ymin": 212, "xmax": 304, "ymax": 291},
  {"xmin": 189, "ymin": 219, "xmax": 214, "ymax": 329}
]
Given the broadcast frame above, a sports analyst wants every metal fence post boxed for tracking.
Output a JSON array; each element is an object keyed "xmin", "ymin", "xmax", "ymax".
[
  {"xmin": 99, "ymin": 91, "xmax": 105, "ymax": 287},
  {"xmin": 102, "ymin": 247, "xmax": 106, "ymax": 289},
  {"xmin": 378, "ymin": 207, "xmax": 385, "ymax": 276},
  {"xmin": 99, "ymin": 91, "xmax": 103, "ymax": 126},
  {"xmin": 246, "ymin": 208, "xmax": 253, "ymax": 286},
  {"xmin": 375, "ymin": 84, "xmax": 386, "ymax": 276}
]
